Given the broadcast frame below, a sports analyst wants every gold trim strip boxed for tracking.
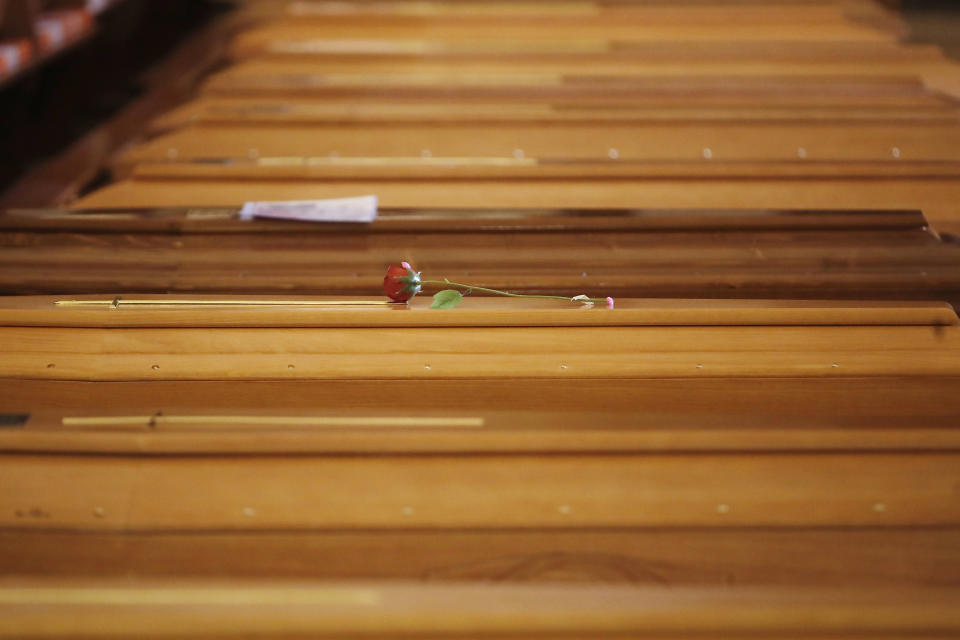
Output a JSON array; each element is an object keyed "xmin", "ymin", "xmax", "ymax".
[
  {"xmin": 55, "ymin": 299, "xmax": 402, "ymax": 308},
  {"xmin": 0, "ymin": 587, "xmax": 380, "ymax": 606},
  {"xmin": 257, "ymin": 156, "xmax": 538, "ymax": 167},
  {"xmin": 62, "ymin": 415, "xmax": 485, "ymax": 429}
]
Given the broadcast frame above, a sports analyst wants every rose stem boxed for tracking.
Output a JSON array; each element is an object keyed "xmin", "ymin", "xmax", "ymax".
[{"xmin": 418, "ymin": 279, "xmax": 608, "ymax": 304}]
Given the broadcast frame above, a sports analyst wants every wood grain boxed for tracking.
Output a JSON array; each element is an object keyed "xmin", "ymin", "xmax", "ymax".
[
  {"xmin": 1, "ymin": 581, "xmax": 958, "ymax": 638},
  {"xmin": 2, "ymin": 529, "xmax": 958, "ymax": 585},
  {"xmin": 0, "ymin": 297, "xmax": 956, "ymax": 380},
  {"xmin": 7, "ymin": 209, "xmax": 958, "ymax": 300},
  {"xmin": 0, "ymin": 295, "xmax": 954, "ymax": 326},
  {"xmin": 3, "ymin": 376, "xmax": 960, "ymax": 416},
  {"xmin": 7, "ymin": 4, "xmax": 960, "ymax": 631}
]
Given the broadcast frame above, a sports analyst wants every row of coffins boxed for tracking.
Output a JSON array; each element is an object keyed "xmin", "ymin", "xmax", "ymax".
[
  {"xmin": 56, "ymin": 1, "xmax": 960, "ymax": 233},
  {"xmin": 2, "ymin": 0, "xmax": 960, "ymax": 637}
]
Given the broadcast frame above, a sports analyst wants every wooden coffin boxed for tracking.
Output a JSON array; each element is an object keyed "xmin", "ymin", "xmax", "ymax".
[
  {"xmin": 67, "ymin": 176, "xmax": 960, "ymax": 234},
  {"xmin": 2, "ymin": 207, "xmax": 960, "ymax": 303},
  {"xmin": 3, "ymin": 295, "xmax": 956, "ymax": 380},
  {"xmin": 0, "ymin": 296, "xmax": 958, "ymax": 583}
]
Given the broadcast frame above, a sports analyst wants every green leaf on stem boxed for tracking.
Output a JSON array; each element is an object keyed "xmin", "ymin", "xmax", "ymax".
[{"xmin": 430, "ymin": 289, "xmax": 464, "ymax": 309}]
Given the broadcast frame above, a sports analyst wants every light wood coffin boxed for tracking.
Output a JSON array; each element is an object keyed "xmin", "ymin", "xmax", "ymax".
[{"xmin": 1, "ymin": 295, "xmax": 958, "ymax": 584}]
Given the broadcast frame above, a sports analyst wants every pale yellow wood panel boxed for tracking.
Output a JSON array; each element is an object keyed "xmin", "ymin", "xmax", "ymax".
[
  {"xmin": 280, "ymin": 0, "xmax": 607, "ymax": 18},
  {"xmin": 214, "ymin": 57, "xmax": 957, "ymax": 79},
  {"xmin": 197, "ymin": 85, "xmax": 954, "ymax": 108},
  {"xmin": 231, "ymin": 23, "xmax": 893, "ymax": 54},
  {"xmin": 1, "ymin": 453, "xmax": 958, "ymax": 529},
  {"xmin": 232, "ymin": 37, "xmax": 938, "ymax": 61},
  {"xmin": 0, "ymin": 582, "xmax": 958, "ymax": 639},
  {"xmin": 272, "ymin": 2, "xmax": 852, "ymax": 23}
]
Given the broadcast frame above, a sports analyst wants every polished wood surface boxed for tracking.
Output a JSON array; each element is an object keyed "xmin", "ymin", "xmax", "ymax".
[
  {"xmin": 5, "ymin": 0, "xmax": 960, "ymax": 633},
  {"xmin": 2, "ymin": 405, "xmax": 959, "ymax": 586},
  {"xmin": 3, "ymin": 208, "xmax": 959, "ymax": 301},
  {"xmin": 2, "ymin": 582, "xmax": 958, "ymax": 639},
  {"xmin": 6, "ymin": 452, "xmax": 956, "ymax": 529},
  {"xmin": 67, "ymin": 0, "xmax": 960, "ymax": 236},
  {"xmin": 4, "ymin": 531, "xmax": 960, "ymax": 586},
  {"xmin": 0, "ymin": 295, "xmax": 956, "ymax": 380},
  {"xmin": 5, "ymin": 375, "xmax": 960, "ymax": 415},
  {"xmin": 5, "ymin": 410, "xmax": 960, "ymax": 455},
  {"xmin": 70, "ymin": 178, "xmax": 960, "ymax": 236}
]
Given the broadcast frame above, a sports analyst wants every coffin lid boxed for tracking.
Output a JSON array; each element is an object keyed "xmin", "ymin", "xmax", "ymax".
[{"xmin": 0, "ymin": 295, "xmax": 954, "ymax": 328}]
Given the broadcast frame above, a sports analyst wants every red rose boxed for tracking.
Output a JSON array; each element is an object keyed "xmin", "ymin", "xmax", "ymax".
[{"xmin": 383, "ymin": 262, "xmax": 422, "ymax": 302}]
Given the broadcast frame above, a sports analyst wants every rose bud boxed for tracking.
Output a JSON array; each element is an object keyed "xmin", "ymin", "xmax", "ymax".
[{"xmin": 383, "ymin": 262, "xmax": 422, "ymax": 302}]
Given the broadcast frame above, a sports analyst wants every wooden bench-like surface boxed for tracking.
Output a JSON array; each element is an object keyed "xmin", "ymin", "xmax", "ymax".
[
  {"xmin": 2, "ymin": 582, "xmax": 958, "ymax": 638},
  {"xmin": 2, "ymin": 407, "xmax": 959, "ymax": 584},
  {"xmin": 68, "ymin": 177, "xmax": 960, "ymax": 235},
  {"xmin": 1, "ymin": 450, "xmax": 958, "ymax": 529},
  {"xmin": 6, "ymin": 0, "xmax": 960, "ymax": 611},
  {"xmin": 230, "ymin": 21, "xmax": 893, "ymax": 55},
  {"xmin": 0, "ymin": 296, "xmax": 955, "ymax": 381},
  {"xmin": 3, "ymin": 409, "xmax": 959, "ymax": 455},
  {"xmin": 3, "ymin": 208, "xmax": 958, "ymax": 300},
  {"xmin": 66, "ymin": 0, "xmax": 960, "ymax": 240}
]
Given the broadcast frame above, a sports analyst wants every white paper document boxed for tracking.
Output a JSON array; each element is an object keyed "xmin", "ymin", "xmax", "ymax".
[{"xmin": 239, "ymin": 196, "xmax": 378, "ymax": 223}]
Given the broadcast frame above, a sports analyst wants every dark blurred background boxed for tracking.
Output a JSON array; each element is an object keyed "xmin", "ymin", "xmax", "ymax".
[
  {"xmin": 903, "ymin": 0, "xmax": 960, "ymax": 58},
  {"xmin": 0, "ymin": 0, "xmax": 230, "ymax": 198},
  {"xmin": 0, "ymin": 0, "xmax": 958, "ymax": 201}
]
